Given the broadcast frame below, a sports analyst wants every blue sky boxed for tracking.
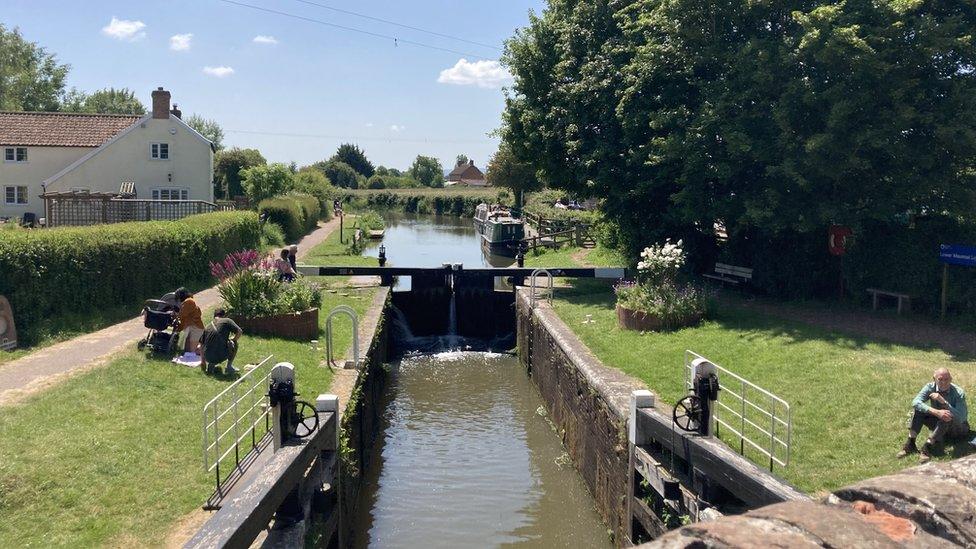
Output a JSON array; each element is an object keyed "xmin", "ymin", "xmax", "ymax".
[{"xmin": 3, "ymin": 0, "xmax": 543, "ymax": 170}]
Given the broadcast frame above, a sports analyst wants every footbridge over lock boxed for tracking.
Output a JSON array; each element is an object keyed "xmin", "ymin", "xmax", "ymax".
[{"xmin": 298, "ymin": 264, "xmax": 627, "ymax": 342}]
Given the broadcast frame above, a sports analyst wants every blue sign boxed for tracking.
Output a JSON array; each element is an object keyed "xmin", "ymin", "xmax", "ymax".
[{"xmin": 940, "ymin": 244, "xmax": 976, "ymax": 267}]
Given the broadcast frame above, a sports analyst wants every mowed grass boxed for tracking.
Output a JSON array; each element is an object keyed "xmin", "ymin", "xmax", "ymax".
[
  {"xmin": 301, "ymin": 219, "xmax": 377, "ymax": 268},
  {"xmin": 523, "ymin": 242, "xmax": 626, "ymax": 268},
  {"xmin": 0, "ymin": 286, "xmax": 374, "ymax": 547},
  {"xmin": 550, "ymin": 284, "xmax": 976, "ymax": 494}
]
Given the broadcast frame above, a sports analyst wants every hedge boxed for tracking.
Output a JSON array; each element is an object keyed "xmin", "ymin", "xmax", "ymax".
[
  {"xmin": 258, "ymin": 193, "xmax": 322, "ymax": 242},
  {"xmin": 336, "ymin": 189, "xmax": 502, "ymax": 217},
  {"xmin": 0, "ymin": 211, "xmax": 261, "ymax": 343}
]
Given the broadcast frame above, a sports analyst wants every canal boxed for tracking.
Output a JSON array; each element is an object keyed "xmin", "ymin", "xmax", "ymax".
[{"xmin": 349, "ymin": 213, "xmax": 611, "ymax": 548}]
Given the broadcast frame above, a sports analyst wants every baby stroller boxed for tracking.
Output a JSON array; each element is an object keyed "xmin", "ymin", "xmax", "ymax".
[{"xmin": 138, "ymin": 298, "xmax": 178, "ymax": 355}]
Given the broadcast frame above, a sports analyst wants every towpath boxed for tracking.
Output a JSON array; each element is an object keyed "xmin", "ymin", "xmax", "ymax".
[{"xmin": 0, "ymin": 218, "xmax": 340, "ymax": 405}]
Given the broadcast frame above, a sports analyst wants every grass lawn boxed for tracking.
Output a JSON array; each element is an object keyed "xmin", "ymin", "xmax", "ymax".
[
  {"xmin": 0, "ymin": 286, "xmax": 375, "ymax": 547},
  {"xmin": 549, "ymin": 283, "xmax": 976, "ymax": 494},
  {"xmin": 523, "ymin": 243, "xmax": 626, "ymax": 268},
  {"xmin": 301, "ymin": 219, "xmax": 377, "ymax": 268}
]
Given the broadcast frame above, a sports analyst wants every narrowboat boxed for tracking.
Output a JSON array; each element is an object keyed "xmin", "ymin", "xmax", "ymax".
[{"xmin": 473, "ymin": 203, "xmax": 525, "ymax": 255}]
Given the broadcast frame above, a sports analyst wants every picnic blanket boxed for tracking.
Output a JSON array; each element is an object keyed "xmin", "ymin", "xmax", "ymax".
[{"xmin": 172, "ymin": 352, "xmax": 202, "ymax": 368}]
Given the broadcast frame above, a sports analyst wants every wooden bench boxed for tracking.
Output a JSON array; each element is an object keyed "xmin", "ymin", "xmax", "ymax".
[
  {"xmin": 867, "ymin": 288, "xmax": 912, "ymax": 314},
  {"xmin": 703, "ymin": 263, "xmax": 754, "ymax": 286}
]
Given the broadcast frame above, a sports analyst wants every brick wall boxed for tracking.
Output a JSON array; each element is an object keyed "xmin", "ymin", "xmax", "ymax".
[{"xmin": 231, "ymin": 308, "xmax": 319, "ymax": 340}]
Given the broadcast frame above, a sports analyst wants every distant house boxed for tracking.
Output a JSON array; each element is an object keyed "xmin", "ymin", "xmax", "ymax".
[
  {"xmin": 0, "ymin": 87, "xmax": 214, "ymax": 220},
  {"xmin": 446, "ymin": 159, "xmax": 487, "ymax": 186}
]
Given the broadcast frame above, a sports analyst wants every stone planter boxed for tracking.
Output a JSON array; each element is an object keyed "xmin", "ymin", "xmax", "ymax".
[
  {"xmin": 615, "ymin": 304, "xmax": 701, "ymax": 332},
  {"xmin": 230, "ymin": 308, "xmax": 319, "ymax": 340}
]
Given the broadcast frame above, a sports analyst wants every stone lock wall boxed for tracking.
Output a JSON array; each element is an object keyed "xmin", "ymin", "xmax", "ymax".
[
  {"xmin": 643, "ymin": 453, "xmax": 976, "ymax": 547},
  {"xmin": 517, "ymin": 289, "xmax": 646, "ymax": 544}
]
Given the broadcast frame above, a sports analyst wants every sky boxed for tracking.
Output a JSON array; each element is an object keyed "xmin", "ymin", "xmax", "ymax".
[{"xmin": 3, "ymin": 0, "xmax": 544, "ymax": 170}]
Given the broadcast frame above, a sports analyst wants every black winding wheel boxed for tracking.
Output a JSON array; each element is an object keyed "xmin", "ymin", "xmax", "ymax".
[
  {"xmin": 291, "ymin": 401, "xmax": 320, "ymax": 438},
  {"xmin": 672, "ymin": 395, "xmax": 703, "ymax": 432}
]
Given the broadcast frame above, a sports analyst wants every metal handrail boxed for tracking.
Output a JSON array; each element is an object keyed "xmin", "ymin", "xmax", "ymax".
[
  {"xmin": 529, "ymin": 268, "xmax": 553, "ymax": 308},
  {"xmin": 684, "ymin": 350, "xmax": 792, "ymax": 470},
  {"xmin": 202, "ymin": 355, "xmax": 275, "ymax": 499},
  {"xmin": 326, "ymin": 306, "xmax": 359, "ymax": 369}
]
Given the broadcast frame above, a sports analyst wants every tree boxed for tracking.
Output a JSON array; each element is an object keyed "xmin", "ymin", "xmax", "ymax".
[
  {"xmin": 214, "ymin": 148, "xmax": 266, "ymax": 199},
  {"xmin": 408, "ymin": 155, "xmax": 444, "ymax": 187},
  {"xmin": 240, "ymin": 163, "xmax": 294, "ymax": 203},
  {"xmin": 293, "ymin": 167, "xmax": 334, "ymax": 205},
  {"xmin": 329, "ymin": 143, "xmax": 374, "ymax": 178},
  {"xmin": 502, "ymin": 0, "xmax": 976, "ymax": 263},
  {"xmin": 0, "ymin": 24, "xmax": 70, "ymax": 111},
  {"xmin": 186, "ymin": 114, "xmax": 224, "ymax": 150},
  {"xmin": 486, "ymin": 143, "xmax": 541, "ymax": 209},
  {"xmin": 314, "ymin": 160, "xmax": 360, "ymax": 189},
  {"xmin": 455, "ymin": 154, "xmax": 469, "ymax": 166},
  {"xmin": 61, "ymin": 87, "xmax": 145, "ymax": 115}
]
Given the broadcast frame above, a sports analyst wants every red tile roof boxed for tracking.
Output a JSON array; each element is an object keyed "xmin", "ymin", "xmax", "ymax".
[{"xmin": 0, "ymin": 111, "xmax": 142, "ymax": 147}]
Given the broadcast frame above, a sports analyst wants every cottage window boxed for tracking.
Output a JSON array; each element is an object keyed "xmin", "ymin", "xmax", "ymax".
[
  {"xmin": 3, "ymin": 186, "xmax": 28, "ymax": 205},
  {"xmin": 151, "ymin": 188, "xmax": 188, "ymax": 201},
  {"xmin": 4, "ymin": 147, "xmax": 27, "ymax": 163},
  {"xmin": 150, "ymin": 143, "xmax": 170, "ymax": 160}
]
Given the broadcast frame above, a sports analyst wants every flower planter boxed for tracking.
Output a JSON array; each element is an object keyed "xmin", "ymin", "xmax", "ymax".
[
  {"xmin": 616, "ymin": 304, "xmax": 701, "ymax": 332},
  {"xmin": 230, "ymin": 308, "xmax": 319, "ymax": 340}
]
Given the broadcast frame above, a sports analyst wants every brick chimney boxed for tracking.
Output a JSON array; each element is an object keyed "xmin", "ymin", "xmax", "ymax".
[
  {"xmin": 151, "ymin": 87, "xmax": 171, "ymax": 119},
  {"xmin": 170, "ymin": 103, "xmax": 182, "ymax": 119}
]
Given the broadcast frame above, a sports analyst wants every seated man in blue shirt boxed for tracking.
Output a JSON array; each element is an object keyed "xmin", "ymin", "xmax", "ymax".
[{"xmin": 897, "ymin": 368, "xmax": 969, "ymax": 463}]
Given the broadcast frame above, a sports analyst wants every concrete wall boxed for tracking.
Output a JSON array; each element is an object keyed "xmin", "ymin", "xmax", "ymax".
[
  {"xmin": 516, "ymin": 288, "xmax": 648, "ymax": 545},
  {"xmin": 643, "ymin": 453, "xmax": 976, "ymax": 547},
  {"xmin": 46, "ymin": 115, "xmax": 213, "ymax": 202},
  {"xmin": 0, "ymin": 146, "xmax": 92, "ymax": 218}
]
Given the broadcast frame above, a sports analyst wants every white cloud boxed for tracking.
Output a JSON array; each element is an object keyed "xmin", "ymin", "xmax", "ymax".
[
  {"xmin": 253, "ymin": 35, "xmax": 278, "ymax": 45},
  {"xmin": 437, "ymin": 58, "xmax": 511, "ymax": 89},
  {"xmin": 169, "ymin": 33, "xmax": 193, "ymax": 51},
  {"xmin": 390, "ymin": 125, "xmax": 405, "ymax": 132},
  {"xmin": 365, "ymin": 122, "xmax": 374, "ymax": 128},
  {"xmin": 102, "ymin": 17, "xmax": 146, "ymax": 41},
  {"xmin": 202, "ymin": 66, "xmax": 235, "ymax": 78}
]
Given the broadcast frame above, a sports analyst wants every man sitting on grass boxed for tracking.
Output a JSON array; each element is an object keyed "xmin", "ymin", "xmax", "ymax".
[
  {"xmin": 198, "ymin": 309, "xmax": 243, "ymax": 376},
  {"xmin": 897, "ymin": 368, "xmax": 969, "ymax": 463}
]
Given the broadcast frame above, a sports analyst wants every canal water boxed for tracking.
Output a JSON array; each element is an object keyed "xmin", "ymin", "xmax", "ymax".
[
  {"xmin": 352, "ymin": 351, "xmax": 611, "ymax": 549},
  {"xmin": 349, "ymin": 213, "xmax": 609, "ymax": 548},
  {"xmin": 360, "ymin": 213, "xmax": 515, "ymax": 271}
]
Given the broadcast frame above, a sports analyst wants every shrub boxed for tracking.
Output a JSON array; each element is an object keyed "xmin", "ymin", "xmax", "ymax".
[
  {"xmin": 241, "ymin": 163, "xmax": 294, "ymax": 203},
  {"xmin": 211, "ymin": 250, "xmax": 322, "ymax": 318},
  {"xmin": 260, "ymin": 222, "xmax": 285, "ymax": 247},
  {"xmin": 258, "ymin": 193, "xmax": 320, "ymax": 242},
  {"xmin": 615, "ymin": 240, "xmax": 709, "ymax": 327},
  {"xmin": 0, "ymin": 211, "xmax": 261, "ymax": 344},
  {"xmin": 293, "ymin": 168, "xmax": 335, "ymax": 212},
  {"xmin": 356, "ymin": 211, "xmax": 385, "ymax": 231}
]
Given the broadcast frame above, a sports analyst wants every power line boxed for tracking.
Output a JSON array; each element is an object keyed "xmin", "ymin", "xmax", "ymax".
[
  {"xmin": 216, "ymin": 0, "xmax": 495, "ymax": 60},
  {"xmin": 225, "ymin": 128, "xmax": 495, "ymax": 145},
  {"xmin": 289, "ymin": 0, "xmax": 502, "ymax": 51}
]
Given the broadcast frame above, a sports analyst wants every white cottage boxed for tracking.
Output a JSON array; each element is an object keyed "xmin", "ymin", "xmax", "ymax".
[{"xmin": 0, "ymin": 87, "xmax": 214, "ymax": 220}]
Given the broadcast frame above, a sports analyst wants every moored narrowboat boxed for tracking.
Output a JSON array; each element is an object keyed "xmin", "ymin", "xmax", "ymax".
[{"xmin": 473, "ymin": 203, "xmax": 524, "ymax": 255}]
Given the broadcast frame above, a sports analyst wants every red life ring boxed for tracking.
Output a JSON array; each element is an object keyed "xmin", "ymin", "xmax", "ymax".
[{"xmin": 828, "ymin": 225, "xmax": 853, "ymax": 256}]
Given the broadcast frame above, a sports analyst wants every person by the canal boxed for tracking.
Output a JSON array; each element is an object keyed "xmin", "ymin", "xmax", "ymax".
[{"xmin": 897, "ymin": 368, "xmax": 969, "ymax": 463}]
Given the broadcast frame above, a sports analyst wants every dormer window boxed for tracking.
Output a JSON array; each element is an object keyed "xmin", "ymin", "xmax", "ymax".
[
  {"xmin": 4, "ymin": 147, "xmax": 27, "ymax": 163},
  {"xmin": 150, "ymin": 143, "xmax": 169, "ymax": 160}
]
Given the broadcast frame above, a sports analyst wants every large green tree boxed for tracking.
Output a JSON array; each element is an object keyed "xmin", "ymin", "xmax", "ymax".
[
  {"xmin": 186, "ymin": 114, "xmax": 224, "ymax": 150},
  {"xmin": 214, "ymin": 148, "xmax": 266, "ymax": 199},
  {"xmin": 329, "ymin": 143, "xmax": 374, "ymax": 178},
  {"xmin": 502, "ymin": 0, "xmax": 976, "ymax": 260},
  {"xmin": 0, "ymin": 24, "xmax": 69, "ymax": 111},
  {"xmin": 62, "ymin": 87, "xmax": 145, "ymax": 115},
  {"xmin": 408, "ymin": 155, "xmax": 444, "ymax": 187},
  {"xmin": 486, "ymin": 143, "xmax": 541, "ymax": 209}
]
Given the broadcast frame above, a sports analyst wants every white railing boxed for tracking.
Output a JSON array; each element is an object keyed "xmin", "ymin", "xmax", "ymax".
[
  {"xmin": 684, "ymin": 350, "xmax": 792, "ymax": 471},
  {"xmin": 326, "ymin": 305, "xmax": 359, "ymax": 369},
  {"xmin": 202, "ymin": 355, "xmax": 275, "ymax": 505},
  {"xmin": 529, "ymin": 268, "xmax": 553, "ymax": 308}
]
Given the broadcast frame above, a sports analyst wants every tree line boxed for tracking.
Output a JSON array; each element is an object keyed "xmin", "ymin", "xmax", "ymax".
[{"xmin": 500, "ymin": 0, "xmax": 976, "ymax": 306}]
